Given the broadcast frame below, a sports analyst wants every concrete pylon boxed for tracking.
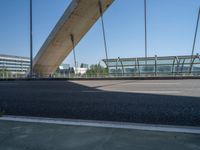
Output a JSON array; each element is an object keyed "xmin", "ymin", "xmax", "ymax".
[{"xmin": 33, "ymin": 0, "xmax": 114, "ymax": 76}]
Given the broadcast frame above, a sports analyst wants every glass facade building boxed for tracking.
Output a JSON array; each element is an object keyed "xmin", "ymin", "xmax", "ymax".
[
  {"xmin": 0, "ymin": 54, "xmax": 30, "ymax": 74},
  {"xmin": 103, "ymin": 54, "xmax": 200, "ymax": 76}
]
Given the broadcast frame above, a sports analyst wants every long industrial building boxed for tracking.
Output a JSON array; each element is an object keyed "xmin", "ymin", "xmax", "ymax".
[
  {"xmin": 0, "ymin": 54, "xmax": 30, "ymax": 74},
  {"xmin": 0, "ymin": 54, "xmax": 88, "ymax": 77}
]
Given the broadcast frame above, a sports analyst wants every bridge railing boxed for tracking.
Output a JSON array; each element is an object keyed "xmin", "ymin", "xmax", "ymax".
[
  {"xmin": 103, "ymin": 54, "xmax": 200, "ymax": 77},
  {"xmin": 0, "ymin": 71, "xmax": 199, "ymax": 79},
  {"xmin": 0, "ymin": 54, "xmax": 200, "ymax": 79}
]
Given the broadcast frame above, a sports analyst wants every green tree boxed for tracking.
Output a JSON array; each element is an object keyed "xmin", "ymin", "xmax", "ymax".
[
  {"xmin": 86, "ymin": 64, "xmax": 108, "ymax": 77},
  {"xmin": 0, "ymin": 69, "xmax": 12, "ymax": 78}
]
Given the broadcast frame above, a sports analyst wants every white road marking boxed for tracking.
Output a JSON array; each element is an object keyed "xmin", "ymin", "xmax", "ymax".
[
  {"xmin": 128, "ymin": 91, "xmax": 181, "ymax": 94},
  {"xmin": 102, "ymin": 90, "xmax": 181, "ymax": 94},
  {"xmin": 122, "ymin": 83, "xmax": 179, "ymax": 85},
  {"xmin": 0, "ymin": 115, "xmax": 200, "ymax": 134},
  {"xmin": 81, "ymin": 90, "xmax": 181, "ymax": 94},
  {"xmin": 82, "ymin": 91, "xmax": 104, "ymax": 93}
]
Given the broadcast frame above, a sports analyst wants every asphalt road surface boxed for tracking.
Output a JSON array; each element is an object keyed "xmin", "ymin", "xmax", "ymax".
[{"xmin": 0, "ymin": 79, "xmax": 200, "ymax": 126}]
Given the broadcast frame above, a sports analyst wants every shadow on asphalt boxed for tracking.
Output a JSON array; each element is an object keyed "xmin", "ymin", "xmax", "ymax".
[{"xmin": 0, "ymin": 80, "xmax": 200, "ymax": 126}]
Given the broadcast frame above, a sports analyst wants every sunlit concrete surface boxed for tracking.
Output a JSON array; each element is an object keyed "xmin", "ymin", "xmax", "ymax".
[
  {"xmin": 0, "ymin": 79, "xmax": 200, "ymax": 126},
  {"xmin": 0, "ymin": 120, "xmax": 200, "ymax": 150},
  {"xmin": 70, "ymin": 79, "xmax": 200, "ymax": 97},
  {"xmin": 33, "ymin": 0, "xmax": 114, "ymax": 76}
]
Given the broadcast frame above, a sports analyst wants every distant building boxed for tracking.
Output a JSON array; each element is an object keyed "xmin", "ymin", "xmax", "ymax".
[
  {"xmin": 74, "ymin": 67, "xmax": 87, "ymax": 75},
  {"xmin": 0, "ymin": 54, "xmax": 30, "ymax": 74},
  {"xmin": 0, "ymin": 54, "xmax": 89, "ymax": 76},
  {"xmin": 57, "ymin": 63, "xmax": 89, "ymax": 75},
  {"xmin": 80, "ymin": 63, "xmax": 89, "ymax": 68},
  {"xmin": 74, "ymin": 63, "xmax": 88, "ymax": 75},
  {"xmin": 57, "ymin": 64, "xmax": 74, "ymax": 75},
  {"xmin": 59, "ymin": 64, "xmax": 70, "ymax": 70}
]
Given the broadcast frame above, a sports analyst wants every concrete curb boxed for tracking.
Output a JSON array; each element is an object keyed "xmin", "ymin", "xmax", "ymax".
[{"xmin": 1, "ymin": 115, "xmax": 200, "ymax": 134}]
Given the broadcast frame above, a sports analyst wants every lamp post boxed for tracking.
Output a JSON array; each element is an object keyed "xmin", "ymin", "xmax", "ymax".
[
  {"xmin": 191, "ymin": 7, "xmax": 200, "ymax": 57},
  {"xmin": 30, "ymin": 0, "xmax": 33, "ymax": 77},
  {"xmin": 144, "ymin": 0, "xmax": 148, "ymax": 65}
]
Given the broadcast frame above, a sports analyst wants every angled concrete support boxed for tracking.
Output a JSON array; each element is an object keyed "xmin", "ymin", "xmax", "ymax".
[{"xmin": 33, "ymin": 0, "xmax": 114, "ymax": 76}]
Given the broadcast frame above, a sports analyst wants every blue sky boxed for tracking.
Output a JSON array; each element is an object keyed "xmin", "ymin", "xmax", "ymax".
[{"xmin": 0, "ymin": 0, "xmax": 200, "ymax": 66}]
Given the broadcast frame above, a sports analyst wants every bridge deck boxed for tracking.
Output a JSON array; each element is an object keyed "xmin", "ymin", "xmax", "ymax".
[{"xmin": 0, "ymin": 79, "xmax": 200, "ymax": 126}]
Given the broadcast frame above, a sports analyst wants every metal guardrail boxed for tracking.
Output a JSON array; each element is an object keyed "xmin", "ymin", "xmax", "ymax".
[{"xmin": 0, "ymin": 73, "xmax": 199, "ymax": 80}]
